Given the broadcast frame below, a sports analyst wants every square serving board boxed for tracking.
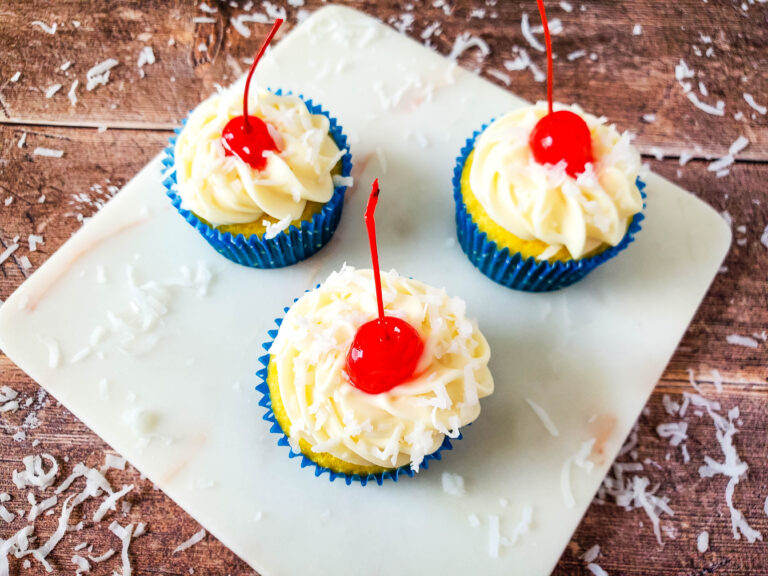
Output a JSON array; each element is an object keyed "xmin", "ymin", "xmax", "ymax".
[{"xmin": 0, "ymin": 6, "xmax": 731, "ymax": 576}]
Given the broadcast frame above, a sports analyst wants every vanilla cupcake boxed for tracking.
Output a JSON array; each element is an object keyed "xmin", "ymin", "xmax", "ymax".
[
  {"xmin": 256, "ymin": 266, "xmax": 494, "ymax": 485},
  {"xmin": 163, "ymin": 87, "xmax": 352, "ymax": 268},
  {"xmin": 454, "ymin": 102, "xmax": 645, "ymax": 291}
]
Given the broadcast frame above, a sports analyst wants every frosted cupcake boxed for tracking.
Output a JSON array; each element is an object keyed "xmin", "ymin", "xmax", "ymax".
[
  {"xmin": 163, "ymin": 19, "xmax": 352, "ymax": 268},
  {"xmin": 454, "ymin": 102, "xmax": 645, "ymax": 291},
  {"xmin": 257, "ymin": 181, "xmax": 494, "ymax": 485},
  {"xmin": 257, "ymin": 266, "xmax": 494, "ymax": 484},
  {"xmin": 454, "ymin": 1, "xmax": 645, "ymax": 291}
]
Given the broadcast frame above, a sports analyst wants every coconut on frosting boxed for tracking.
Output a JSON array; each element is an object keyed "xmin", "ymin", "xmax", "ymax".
[
  {"xmin": 469, "ymin": 102, "xmax": 644, "ymax": 260},
  {"xmin": 269, "ymin": 266, "xmax": 494, "ymax": 472},
  {"xmin": 174, "ymin": 87, "xmax": 345, "ymax": 228}
]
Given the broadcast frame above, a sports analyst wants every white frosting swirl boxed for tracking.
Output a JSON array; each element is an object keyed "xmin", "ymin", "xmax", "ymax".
[
  {"xmin": 469, "ymin": 102, "xmax": 644, "ymax": 259},
  {"xmin": 270, "ymin": 266, "xmax": 494, "ymax": 471},
  {"xmin": 174, "ymin": 87, "xmax": 344, "ymax": 227}
]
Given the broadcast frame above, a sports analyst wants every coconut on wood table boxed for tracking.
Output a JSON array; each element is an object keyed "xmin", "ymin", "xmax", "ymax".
[{"xmin": 0, "ymin": 2, "xmax": 767, "ymax": 576}]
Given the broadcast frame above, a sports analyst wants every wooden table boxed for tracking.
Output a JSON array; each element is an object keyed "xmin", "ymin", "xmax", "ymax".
[{"xmin": 1, "ymin": 1, "xmax": 766, "ymax": 574}]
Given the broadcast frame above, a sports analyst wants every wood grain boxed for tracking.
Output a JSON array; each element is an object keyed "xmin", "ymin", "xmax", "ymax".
[
  {"xmin": 1, "ymin": 1, "xmax": 767, "ymax": 575},
  {"xmin": 1, "ymin": 1, "xmax": 766, "ymax": 158}
]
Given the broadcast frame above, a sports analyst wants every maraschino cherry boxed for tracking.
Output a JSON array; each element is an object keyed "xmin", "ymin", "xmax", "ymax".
[
  {"xmin": 528, "ymin": 0, "xmax": 593, "ymax": 178},
  {"xmin": 345, "ymin": 180, "xmax": 424, "ymax": 395},
  {"xmin": 220, "ymin": 18, "xmax": 284, "ymax": 171}
]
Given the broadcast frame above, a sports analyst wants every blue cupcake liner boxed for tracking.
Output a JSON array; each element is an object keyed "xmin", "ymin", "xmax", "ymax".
[
  {"xmin": 254, "ymin": 298, "xmax": 459, "ymax": 486},
  {"xmin": 162, "ymin": 90, "xmax": 353, "ymax": 268},
  {"xmin": 453, "ymin": 123, "xmax": 646, "ymax": 292}
]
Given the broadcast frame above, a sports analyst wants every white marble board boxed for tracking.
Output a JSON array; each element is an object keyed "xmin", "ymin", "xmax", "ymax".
[{"xmin": 0, "ymin": 6, "xmax": 731, "ymax": 576}]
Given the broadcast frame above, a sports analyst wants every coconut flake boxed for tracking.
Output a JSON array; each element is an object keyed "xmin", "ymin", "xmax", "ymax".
[
  {"xmin": 93, "ymin": 484, "xmax": 133, "ymax": 522},
  {"xmin": 72, "ymin": 554, "xmax": 90, "ymax": 574},
  {"xmin": 332, "ymin": 175, "xmax": 354, "ymax": 188},
  {"xmin": 13, "ymin": 454, "xmax": 59, "ymax": 490},
  {"xmin": 581, "ymin": 544, "xmax": 600, "ymax": 563},
  {"xmin": 173, "ymin": 529, "xmax": 206, "ymax": 554},
  {"xmin": 686, "ymin": 92, "xmax": 725, "ymax": 116},
  {"xmin": 86, "ymin": 59, "xmax": 119, "ymax": 91},
  {"xmin": 137, "ymin": 46, "xmax": 155, "ymax": 69},
  {"xmin": 486, "ymin": 69, "xmax": 511, "ymax": 85},
  {"xmin": 28, "ymin": 495, "xmax": 57, "ymax": 521},
  {"xmin": 707, "ymin": 155, "xmax": 734, "ymax": 172},
  {"xmin": 230, "ymin": 13, "xmax": 269, "ymax": 38},
  {"xmin": 109, "ymin": 522, "xmax": 134, "ymax": 576},
  {"xmin": 88, "ymin": 549, "xmax": 115, "ymax": 563},
  {"xmin": 101, "ymin": 453, "xmax": 127, "ymax": 473},
  {"xmin": 743, "ymin": 93, "xmax": 767, "ymax": 115},
  {"xmin": 561, "ymin": 439, "xmax": 595, "ymax": 508},
  {"xmin": 728, "ymin": 136, "xmax": 749, "ymax": 156},
  {"xmin": 656, "ymin": 422, "xmax": 688, "ymax": 446},
  {"xmin": 0, "ymin": 525, "xmax": 35, "ymax": 576},
  {"xmin": 508, "ymin": 505, "xmax": 533, "ymax": 546},
  {"xmin": 525, "ymin": 398, "xmax": 559, "ymax": 436},
  {"xmin": 45, "ymin": 84, "xmax": 62, "ymax": 98},
  {"xmin": 488, "ymin": 514, "xmax": 500, "ymax": 558},
  {"xmin": 726, "ymin": 334, "xmax": 758, "ymax": 348},
  {"xmin": 31, "ymin": 21, "xmax": 57, "ymax": 34},
  {"xmin": 441, "ymin": 472, "xmax": 466, "ymax": 496},
  {"xmin": 520, "ymin": 12, "xmax": 545, "ymax": 52},
  {"xmin": 23, "ymin": 494, "xmax": 77, "ymax": 571},
  {"xmin": 633, "ymin": 24, "xmax": 642, "ymax": 35},
  {"xmin": 587, "ymin": 564, "xmax": 609, "ymax": 576},
  {"xmin": 447, "ymin": 32, "xmax": 490, "ymax": 61},
  {"xmin": 10, "ymin": 71, "xmax": 21, "ymax": 82},
  {"xmin": 33, "ymin": 147, "xmax": 64, "ymax": 158},
  {"xmin": 697, "ymin": 530, "xmax": 709, "ymax": 553}
]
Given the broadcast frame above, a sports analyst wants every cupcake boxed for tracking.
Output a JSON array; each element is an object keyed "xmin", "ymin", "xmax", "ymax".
[
  {"xmin": 163, "ymin": 19, "xmax": 352, "ymax": 268},
  {"xmin": 454, "ymin": 102, "xmax": 645, "ymax": 291},
  {"xmin": 256, "ymin": 265, "xmax": 494, "ymax": 485},
  {"xmin": 454, "ymin": 1, "xmax": 645, "ymax": 291}
]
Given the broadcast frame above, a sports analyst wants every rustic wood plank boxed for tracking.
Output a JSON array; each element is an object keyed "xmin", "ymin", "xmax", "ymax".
[
  {"xmin": 556, "ymin": 390, "xmax": 768, "ymax": 576},
  {"xmin": 0, "ymin": 0, "xmax": 766, "ymax": 159}
]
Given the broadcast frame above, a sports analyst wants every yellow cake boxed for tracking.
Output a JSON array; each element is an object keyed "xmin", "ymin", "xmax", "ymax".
[
  {"xmin": 461, "ymin": 103, "xmax": 644, "ymax": 263},
  {"xmin": 265, "ymin": 266, "xmax": 494, "ymax": 477}
]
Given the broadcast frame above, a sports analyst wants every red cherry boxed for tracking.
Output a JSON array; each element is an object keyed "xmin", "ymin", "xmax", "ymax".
[
  {"xmin": 218, "ymin": 18, "xmax": 283, "ymax": 172},
  {"xmin": 221, "ymin": 115, "xmax": 277, "ymax": 171},
  {"xmin": 345, "ymin": 179, "xmax": 424, "ymax": 394},
  {"xmin": 529, "ymin": 110, "xmax": 593, "ymax": 177},
  {"xmin": 346, "ymin": 316, "xmax": 424, "ymax": 394}
]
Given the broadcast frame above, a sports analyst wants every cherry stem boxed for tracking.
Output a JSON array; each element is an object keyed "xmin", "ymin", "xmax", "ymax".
[
  {"xmin": 242, "ymin": 18, "xmax": 284, "ymax": 132},
  {"xmin": 364, "ymin": 179, "xmax": 386, "ymax": 325},
  {"xmin": 535, "ymin": 0, "xmax": 553, "ymax": 116}
]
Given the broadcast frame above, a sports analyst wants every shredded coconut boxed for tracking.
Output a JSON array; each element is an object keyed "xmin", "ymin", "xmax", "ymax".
[
  {"xmin": 441, "ymin": 472, "xmax": 466, "ymax": 496},
  {"xmin": 697, "ymin": 530, "xmax": 709, "ymax": 553},
  {"xmin": 521, "ymin": 12, "xmax": 545, "ymax": 52},
  {"xmin": 581, "ymin": 544, "xmax": 600, "ymax": 563},
  {"xmin": 33, "ymin": 147, "xmax": 64, "ymax": 158},
  {"xmin": 525, "ymin": 398, "xmax": 559, "ymax": 436},
  {"xmin": 587, "ymin": 564, "xmax": 609, "ymax": 576},
  {"xmin": 488, "ymin": 514, "xmax": 500, "ymax": 558},
  {"xmin": 726, "ymin": 334, "xmax": 759, "ymax": 348},
  {"xmin": 45, "ymin": 84, "xmax": 62, "ymax": 98},
  {"xmin": 743, "ymin": 93, "xmax": 766, "ymax": 115},
  {"xmin": 448, "ymin": 32, "xmax": 490, "ymax": 61},
  {"xmin": 173, "ymin": 529, "xmax": 206, "ymax": 554},
  {"xmin": 31, "ymin": 21, "xmax": 57, "ymax": 34},
  {"xmin": 13, "ymin": 454, "xmax": 59, "ymax": 490},
  {"xmin": 86, "ymin": 59, "xmax": 119, "ymax": 91}
]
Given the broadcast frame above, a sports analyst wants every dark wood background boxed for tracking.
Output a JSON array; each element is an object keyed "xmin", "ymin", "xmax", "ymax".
[{"xmin": 1, "ymin": 1, "xmax": 766, "ymax": 574}]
